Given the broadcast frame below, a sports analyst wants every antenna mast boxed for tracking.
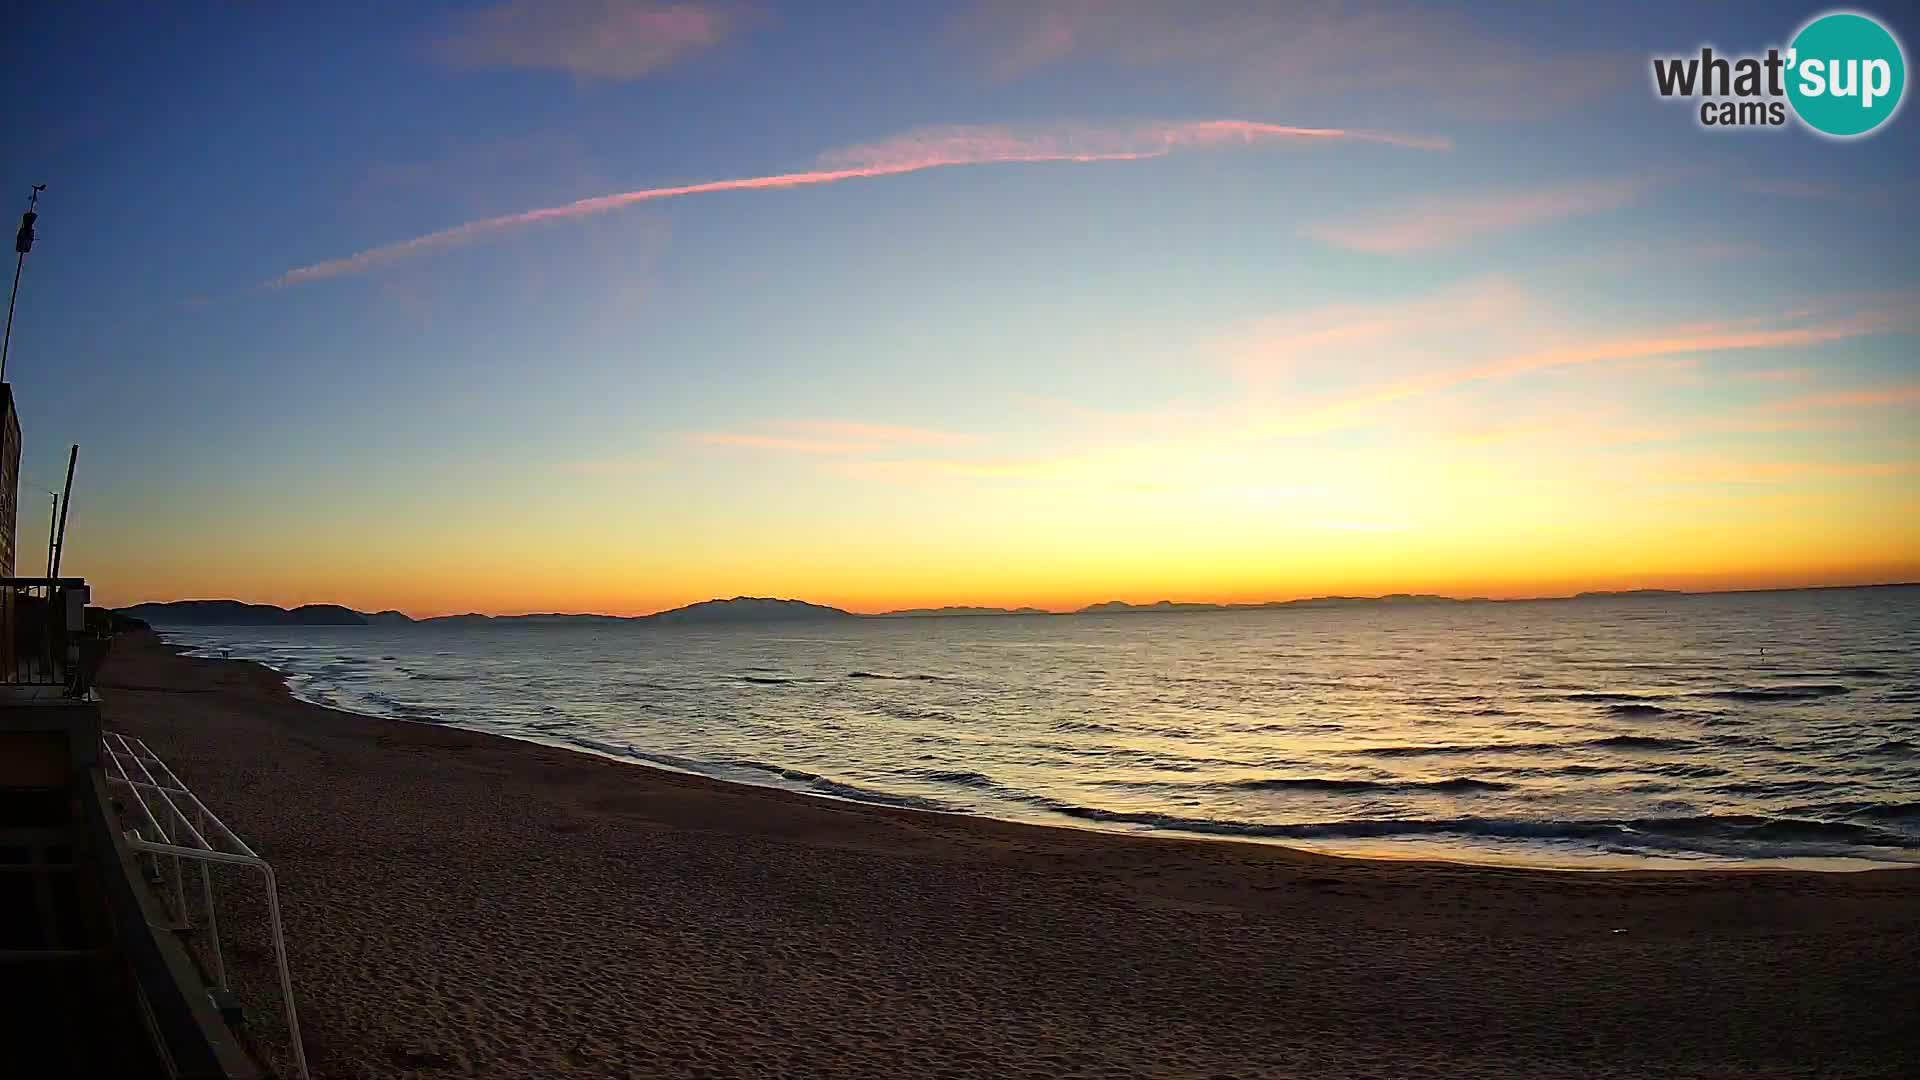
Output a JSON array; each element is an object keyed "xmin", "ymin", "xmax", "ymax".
[{"xmin": 2, "ymin": 184, "xmax": 46, "ymax": 386}]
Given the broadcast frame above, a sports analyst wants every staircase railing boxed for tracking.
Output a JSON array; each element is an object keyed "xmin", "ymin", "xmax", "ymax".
[{"xmin": 100, "ymin": 731, "xmax": 309, "ymax": 1080}]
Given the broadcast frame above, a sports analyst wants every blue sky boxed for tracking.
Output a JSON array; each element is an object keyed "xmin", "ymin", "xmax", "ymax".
[{"xmin": 2, "ymin": 2, "xmax": 1914, "ymax": 613}]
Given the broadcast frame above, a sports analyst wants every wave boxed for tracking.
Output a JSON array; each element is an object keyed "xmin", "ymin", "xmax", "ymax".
[
  {"xmin": 1855, "ymin": 801, "xmax": 1920, "ymax": 821},
  {"xmin": 726, "ymin": 760, "xmax": 957, "ymax": 811},
  {"xmin": 1052, "ymin": 719, "xmax": 1121, "ymax": 734},
  {"xmin": 1350, "ymin": 741, "xmax": 1561, "ymax": 757},
  {"xmin": 1865, "ymin": 740, "xmax": 1918, "ymax": 758},
  {"xmin": 1708, "ymin": 779, "xmax": 1846, "ymax": 797},
  {"xmin": 907, "ymin": 768, "xmax": 996, "ymax": 789},
  {"xmin": 1587, "ymin": 734, "xmax": 1696, "ymax": 750},
  {"xmin": 1765, "ymin": 668, "xmax": 1891, "ymax": 680},
  {"xmin": 1035, "ymin": 805, "xmax": 1920, "ymax": 853},
  {"xmin": 1349, "ymin": 734, "xmax": 1695, "ymax": 757},
  {"xmin": 1227, "ymin": 776, "xmax": 1511, "ymax": 794},
  {"xmin": 1605, "ymin": 703, "xmax": 1670, "ymax": 716},
  {"xmin": 1697, "ymin": 684, "xmax": 1851, "ymax": 702},
  {"xmin": 738, "ymin": 674, "xmax": 802, "ymax": 685},
  {"xmin": 1782, "ymin": 800, "xmax": 1920, "ymax": 823},
  {"xmin": 1650, "ymin": 762, "xmax": 1731, "ymax": 778},
  {"xmin": 849, "ymin": 670, "xmax": 946, "ymax": 682},
  {"xmin": 1564, "ymin": 691, "xmax": 1668, "ymax": 703}
]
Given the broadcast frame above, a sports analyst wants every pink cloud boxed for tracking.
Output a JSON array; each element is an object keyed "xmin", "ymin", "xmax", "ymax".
[
  {"xmin": 818, "ymin": 120, "xmax": 1447, "ymax": 172},
  {"xmin": 273, "ymin": 119, "xmax": 1442, "ymax": 285},
  {"xmin": 1224, "ymin": 276, "xmax": 1535, "ymax": 379},
  {"xmin": 562, "ymin": 458, "xmax": 663, "ymax": 475},
  {"xmin": 955, "ymin": 1, "xmax": 1626, "ymax": 118},
  {"xmin": 689, "ymin": 433, "xmax": 881, "ymax": 455},
  {"xmin": 686, "ymin": 420, "xmax": 975, "ymax": 457},
  {"xmin": 1303, "ymin": 178, "xmax": 1647, "ymax": 255},
  {"xmin": 1740, "ymin": 178, "xmax": 1905, "ymax": 208},
  {"xmin": 1765, "ymin": 383, "xmax": 1920, "ymax": 411},
  {"xmin": 1656, "ymin": 459, "xmax": 1917, "ymax": 485},
  {"xmin": 1255, "ymin": 304, "xmax": 1914, "ymax": 438},
  {"xmin": 1739, "ymin": 367, "xmax": 1817, "ymax": 383},
  {"xmin": 437, "ymin": 1, "xmax": 735, "ymax": 80},
  {"xmin": 770, "ymin": 421, "xmax": 972, "ymax": 445}
]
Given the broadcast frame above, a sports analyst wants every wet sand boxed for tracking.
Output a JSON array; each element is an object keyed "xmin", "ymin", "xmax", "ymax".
[{"xmin": 98, "ymin": 631, "xmax": 1919, "ymax": 1079}]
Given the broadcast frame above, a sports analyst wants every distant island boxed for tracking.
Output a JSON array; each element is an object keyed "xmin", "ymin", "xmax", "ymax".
[
  {"xmin": 1079, "ymin": 593, "xmax": 1465, "ymax": 614},
  {"xmin": 116, "ymin": 596, "xmax": 860, "ymax": 627},
  {"xmin": 878, "ymin": 606, "xmax": 1051, "ymax": 618},
  {"xmin": 111, "ymin": 583, "xmax": 1917, "ymax": 627}
]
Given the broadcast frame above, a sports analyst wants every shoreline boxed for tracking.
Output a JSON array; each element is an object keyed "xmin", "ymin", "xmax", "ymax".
[
  {"xmin": 98, "ymin": 631, "xmax": 1920, "ymax": 1078},
  {"xmin": 165, "ymin": 630, "xmax": 1915, "ymax": 874}
]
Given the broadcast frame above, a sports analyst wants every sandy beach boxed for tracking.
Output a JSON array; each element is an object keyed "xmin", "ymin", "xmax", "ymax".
[{"xmin": 97, "ymin": 631, "xmax": 1919, "ymax": 1079}]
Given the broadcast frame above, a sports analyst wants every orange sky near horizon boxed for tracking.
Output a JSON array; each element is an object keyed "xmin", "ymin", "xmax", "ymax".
[{"xmin": 86, "ymin": 487, "xmax": 1920, "ymax": 617}]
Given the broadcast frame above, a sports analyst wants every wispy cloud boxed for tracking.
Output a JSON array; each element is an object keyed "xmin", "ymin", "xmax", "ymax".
[
  {"xmin": 689, "ymin": 433, "xmax": 881, "ymax": 455},
  {"xmin": 272, "ymin": 119, "xmax": 1442, "ymax": 285},
  {"xmin": 1655, "ymin": 458, "xmax": 1918, "ymax": 485},
  {"xmin": 1303, "ymin": 178, "xmax": 1646, "ymax": 254},
  {"xmin": 769, "ymin": 421, "xmax": 972, "ymax": 445},
  {"xmin": 1763, "ymin": 382, "xmax": 1920, "ymax": 412},
  {"xmin": 1223, "ymin": 276, "xmax": 1537, "ymax": 378},
  {"xmin": 1278, "ymin": 310, "xmax": 1909, "ymax": 429},
  {"xmin": 561, "ymin": 457, "xmax": 663, "ymax": 475},
  {"xmin": 955, "ymin": 1, "xmax": 1626, "ymax": 118},
  {"xmin": 1738, "ymin": 367, "xmax": 1817, "ymax": 383},
  {"xmin": 437, "ymin": 0, "xmax": 737, "ymax": 80},
  {"xmin": 1740, "ymin": 177, "xmax": 1906, "ymax": 209},
  {"xmin": 686, "ymin": 420, "xmax": 975, "ymax": 456}
]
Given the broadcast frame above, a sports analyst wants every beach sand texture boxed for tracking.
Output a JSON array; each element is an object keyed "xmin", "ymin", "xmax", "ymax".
[{"xmin": 98, "ymin": 632, "xmax": 1920, "ymax": 1079}]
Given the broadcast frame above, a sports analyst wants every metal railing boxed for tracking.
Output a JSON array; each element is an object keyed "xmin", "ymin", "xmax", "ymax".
[
  {"xmin": 2, "ymin": 576, "xmax": 105, "ymax": 693},
  {"xmin": 101, "ymin": 731, "xmax": 309, "ymax": 1080}
]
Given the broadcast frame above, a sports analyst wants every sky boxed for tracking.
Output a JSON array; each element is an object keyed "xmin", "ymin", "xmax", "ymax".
[{"xmin": 1, "ymin": 1, "xmax": 1915, "ymax": 616}]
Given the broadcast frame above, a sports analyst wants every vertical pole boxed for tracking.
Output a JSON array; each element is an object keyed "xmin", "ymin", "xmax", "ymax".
[
  {"xmin": 2, "ymin": 184, "xmax": 45, "ymax": 386},
  {"xmin": 198, "ymin": 803, "xmax": 227, "ymax": 991},
  {"xmin": 261, "ymin": 865, "xmax": 311, "ymax": 1079},
  {"xmin": 1, "ymin": 249, "xmax": 23, "ymax": 384},
  {"xmin": 51, "ymin": 444, "xmax": 75, "ymax": 578},
  {"xmin": 39, "ymin": 495, "xmax": 56, "ymax": 681}
]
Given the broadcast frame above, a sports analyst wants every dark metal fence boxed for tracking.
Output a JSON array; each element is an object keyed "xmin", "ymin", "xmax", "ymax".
[{"xmin": 2, "ymin": 576, "xmax": 103, "ymax": 694}]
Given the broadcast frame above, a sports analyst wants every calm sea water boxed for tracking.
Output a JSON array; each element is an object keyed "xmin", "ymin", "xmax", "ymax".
[{"xmin": 161, "ymin": 587, "xmax": 1920, "ymax": 869}]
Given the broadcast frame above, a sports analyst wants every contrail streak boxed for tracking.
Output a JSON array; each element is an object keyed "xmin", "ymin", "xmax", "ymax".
[{"xmin": 273, "ymin": 120, "xmax": 1446, "ymax": 286}]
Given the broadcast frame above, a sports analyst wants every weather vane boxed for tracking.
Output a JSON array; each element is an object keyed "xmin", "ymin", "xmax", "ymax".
[{"xmin": 3, "ymin": 183, "xmax": 49, "ymax": 386}]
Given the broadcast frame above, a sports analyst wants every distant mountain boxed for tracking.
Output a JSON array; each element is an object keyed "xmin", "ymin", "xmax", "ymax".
[
  {"xmin": 1080, "ymin": 600, "xmax": 1218, "ymax": 614},
  {"xmin": 118, "ymin": 600, "xmax": 367, "ymax": 626},
  {"xmin": 879, "ymin": 606, "xmax": 1051, "ymax": 617},
  {"xmin": 113, "ymin": 597, "xmax": 849, "ymax": 627},
  {"xmin": 1282, "ymin": 593, "xmax": 1460, "ymax": 608},
  {"xmin": 1573, "ymin": 589, "xmax": 1685, "ymax": 600},
  {"xmin": 646, "ymin": 597, "xmax": 853, "ymax": 624},
  {"xmin": 1078, "ymin": 594, "xmax": 1462, "ymax": 614},
  {"xmin": 289, "ymin": 604, "xmax": 368, "ymax": 624}
]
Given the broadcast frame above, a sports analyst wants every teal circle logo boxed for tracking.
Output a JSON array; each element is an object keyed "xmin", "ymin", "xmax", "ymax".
[{"xmin": 1787, "ymin": 11, "xmax": 1906, "ymax": 137}]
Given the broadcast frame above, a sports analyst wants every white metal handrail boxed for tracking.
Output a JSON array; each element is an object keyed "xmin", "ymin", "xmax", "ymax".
[{"xmin": 101, "ymin": 731, "xmax": 309, "ymax": 1080}]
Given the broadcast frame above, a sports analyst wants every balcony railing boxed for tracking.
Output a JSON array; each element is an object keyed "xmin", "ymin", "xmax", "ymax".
[{"xmin": 2, "ymin": 576, "xmax": 106, "ymax": 696}]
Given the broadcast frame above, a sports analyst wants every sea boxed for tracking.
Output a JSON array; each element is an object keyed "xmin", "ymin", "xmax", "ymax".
[{"xmin": 159, "ymin": 586, "xmax": 1920, "ymax": 870}]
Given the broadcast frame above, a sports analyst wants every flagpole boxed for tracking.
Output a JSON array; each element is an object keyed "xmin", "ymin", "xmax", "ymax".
[{"xmin": 1, "ymin": 183, "xmax": 47, "ymax": 386}]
